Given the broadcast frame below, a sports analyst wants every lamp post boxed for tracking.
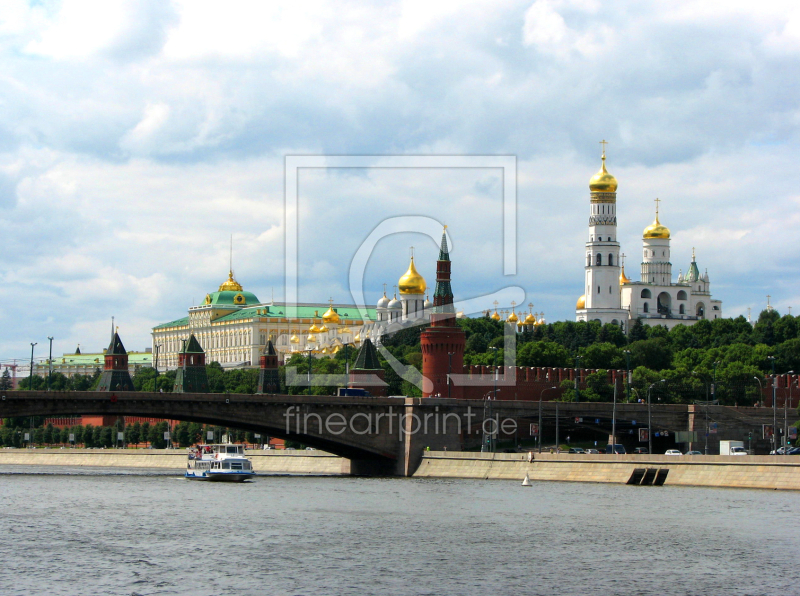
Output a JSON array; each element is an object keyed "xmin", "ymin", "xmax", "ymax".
[
  {"xmin": 574, "ymin": 355, "xmax": 582, "ymax": 402},
  {"xmin": 612, "ymin": 377, "xmax": 618, "ymax": 452},
  {"xmin": 623, "ymin": 350, "xmax": 632, "ymax": 402},
  {"xmin": 753, "ymin": 376, "xmax": 764, "ymax": 407},
  {"xmin": 647, "ymin": 380, "xmax": 665, "ymax": 455},
  {"xmin": 539, "ymin": 386, "xmax": 558, "ymax": 453},
  {"xmin": 712, "ymin": 361, "xmax": 720, "ymax": 404},
  {"xmin": 447, "ymin": 352, "xmax": 454, "ymax": 399},
  {"xmin": 153, "ymin": 344, "xmax": 161, "ymax": 391},
  {"xmin": 784, "ymin": 372, "xmax": 795, "ymax": 455},
  {"xmin": 692, "ymin": 371, "xmax": 711, "ymax": 454},
  {"xmin": 47, "ymin": 337, "xmax": 53, "ymax": 391},
  {"xmin": 768, "ymin": 356, "xmax": 776, "ymax": 453},
  {"xmin": 489, "ymin": 347, "xmax": 499, "ymax": 452},
  {"xmin": 29, "ymin": 342, "xmax": 37, "ymax": 390},
  {"xmin": 306, "ymin": 348, "xmax": 314, "ymax": 395}
]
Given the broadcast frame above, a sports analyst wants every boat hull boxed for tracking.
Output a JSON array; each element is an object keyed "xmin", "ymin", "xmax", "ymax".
[{"xmin": 185, "ymin": 472, "xmax": 255, "ymax": 482}]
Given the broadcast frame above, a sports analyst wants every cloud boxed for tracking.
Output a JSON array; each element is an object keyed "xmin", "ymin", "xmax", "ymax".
[{"xmin": 0, "ymin": 1, "xmax": 799, "ymax": 361}]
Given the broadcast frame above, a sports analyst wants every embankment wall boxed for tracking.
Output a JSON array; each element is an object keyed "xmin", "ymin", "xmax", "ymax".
[
  {"xmin": 414, "ymin": 451, "xmax": 800, "ymax": 490},
  {"xmin": 0, "ymin": 449, "xmax": 347, "ymax": 475}
]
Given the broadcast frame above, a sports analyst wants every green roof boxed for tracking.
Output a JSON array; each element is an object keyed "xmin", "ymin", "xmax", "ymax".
[
  {"xmin": 353, "ymin": 338, "xmax": 381, "ymax": 370},
  {"xmin": 181, "ymin": 334, "xmax": 205, "ymax": 354},
  {"xmin": 50, "ymin": 352, "xmax": 152, "ymax": 366},
  {"xmin": 153, "ymin": 316, "xmax": 189, "ymax": 330},
  {"xmin": 203, "ymin": 290, "xmax": 261, "ymax": 306}
]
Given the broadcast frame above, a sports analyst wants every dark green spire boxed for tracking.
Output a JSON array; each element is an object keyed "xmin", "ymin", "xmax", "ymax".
[
  {"xmin": 107, "ymin": 333, "xmax": 127, "ymax": 356},
  {"xmin": 438, "ymin": 228, "xmax": 450, "ymax": 261},
  {"xmin": 353, "ymin": 338, "xmax": 381, "ymax": 370}
]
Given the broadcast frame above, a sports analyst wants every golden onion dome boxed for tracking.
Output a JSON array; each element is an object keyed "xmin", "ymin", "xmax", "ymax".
[
  {"xmin": 218, "ymin": 270, "xmax": 244, "ymax": 292},
  {"xmin": 507, "ymin": 311, "xmax": 519, "ymax": 323},
  {"xmin": 290, "ymin": 334, "xmax": 299, "ymax": 344},
  {"xmin": 525, "ymin": 312, "xmax": 537, "ymax": 325},
  {"xmin": 643, "ymin": 214, "xmax": 670, "ymax": 239},
  {"xmin": 322, "ymin": 305, "xmax": 340, "ymax": 324},
  {"xmin": 398, "ymin": 257, "xmax": 426, "ymax": 295},
  {"xmin": 354, "ymin": 332, "xmax": 361, "ymax": 343},
  {"xmin": 491, "ymin": 310, "xmax": 501, "ymax": 321},
  {"xmin": 309, "ymin": 322, "xmax": 320, "ymax": 333},
  {"xmin": 319, "ymin": 324, "xmax": 328, "ymax": 333},
  {"xmin": 306, "ymin": 333, "xmax": 317, "ymax": 342},
  {"xmin": 620, "ymin": 265, "xmax": 631, "ymax": 285},
  {"xmin": 589, "ymin": 155, "xmax": 618, "ymax": 193},
  {"xmin": 576, "ymin": 294, "xmax": 586, "ymax": 309}
]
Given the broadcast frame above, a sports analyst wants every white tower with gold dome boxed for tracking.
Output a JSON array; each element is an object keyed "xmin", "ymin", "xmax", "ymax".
[
  {"xmin": 398, "ymin": 252, "xmax": 427, "ymax": 322},
  {"xmin": 576, "ymin": 142, "xmax": 629, "ymax": 328},
  {"xmin": 641, "ymin": 198, "xmax": 672, "ymax": 286}
]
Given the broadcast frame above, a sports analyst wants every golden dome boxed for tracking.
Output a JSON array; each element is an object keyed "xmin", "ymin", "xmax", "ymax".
[
  {"xmin": 576, "ymin": 294, "xmax": 586, "ymax": 309},
  {"xmin": 620, "ymin": 265, "xmax": 631, "ymax": 285},
  {"xmin": 354, "ymin": 332, "xmax": 361, "ymax": 343},
  {"xmin": 218, "ymin": 270, "xmax": 244, "ymax": 292},
  {"xmin": 507, "ymin": 311, "xmax": 519, "ymax": 323},
  {"xmin": 643, "ymin": 214, "xmax": 670, "ymax": 239},
  {"xmin": 306, "ymin": 333, "xmax": 317, "ymax": 342},
  {"xmin": 309, "ymin": 322, "xmax": 320, "ymax": 333},
  {"xmin": 589, "ymin": 154, "xmax": 618, "ymax": 193},
  {"xmin": 290, "ymin": 334, "xmax": 299, "ymax": 344},
  {"xmin": 398, "ymin": 257, "xmax": 426, "ymax": 295},
  {"xmin": 319, "ymin": 324, "xmax": 328, "ymax": 333},
  {"xmin": 322, "ymin": 305, "xmax": 340, "ymax": 324},
  {"xmin": 524, "ymin": 312, "xmax": 537, "ymax": 325},
  {"xmin": 491, "ymin": 310, "xmax": 501, "ymax": 321}
]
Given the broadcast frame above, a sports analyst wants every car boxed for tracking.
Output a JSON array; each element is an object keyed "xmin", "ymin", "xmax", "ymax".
[
  {"xmin": 685, "ymin": 450, "xmax": 703, "ymax": 455},
  {"xmin": 664, "ymin": 449, "xmax": 682, "ymax": 456},
  {"xmin": 788, "ymin": 447, "xmax": 800, "ymax": 455},
  {"xmin": 568, "ymin": 447, "xmax": 585, "ymax": 454},
  {"xmin": 633, "ymin": 447, "xmax": 648, "ymax": 454},
  {"xmin": 606, "ymin": 444, "xmax": 626, "ymax": 454},
  {"xmin": 585, "ymin": 448, "xmax": 600, "ymax": 454},
  {"xmin": 730, "ymin": 446, "xmax": 748, "ymax": 455}
]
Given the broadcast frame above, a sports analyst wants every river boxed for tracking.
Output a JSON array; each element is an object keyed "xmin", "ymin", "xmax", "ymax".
[{"xmin": 0, "ymin": 466, "xmax": 798, "ymax": 595}]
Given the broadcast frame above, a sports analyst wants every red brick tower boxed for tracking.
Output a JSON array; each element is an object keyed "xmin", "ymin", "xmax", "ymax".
[{"xmin": 420, "ymin": 227, "xmax": 465, "ymax": 398}]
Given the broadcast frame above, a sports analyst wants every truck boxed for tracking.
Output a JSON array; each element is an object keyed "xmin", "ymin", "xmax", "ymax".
[{"xmin": 719, "ymin": 440, "xmax": 746, "ymax": 455}]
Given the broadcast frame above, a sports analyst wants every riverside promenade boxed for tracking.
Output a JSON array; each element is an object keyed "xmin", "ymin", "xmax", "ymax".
[{"xmin": 3, "ymin": 448, "xmax": 800, "ymax": 490}]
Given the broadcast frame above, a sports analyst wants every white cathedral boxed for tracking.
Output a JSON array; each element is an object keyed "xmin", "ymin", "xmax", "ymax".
[{"xmin": 576, "ymin": 146, "xmax": 722, "ymax": 330}]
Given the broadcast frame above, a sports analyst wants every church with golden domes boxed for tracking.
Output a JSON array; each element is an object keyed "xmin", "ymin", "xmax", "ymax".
[{"xmin": 576, "ymin": 144, "xmax": 722, "ymax": 330}]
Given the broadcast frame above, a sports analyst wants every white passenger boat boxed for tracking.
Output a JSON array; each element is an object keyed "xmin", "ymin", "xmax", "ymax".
[{"xmin": 186, "ymin": 444, "xmax": 255, "ymax": 482}]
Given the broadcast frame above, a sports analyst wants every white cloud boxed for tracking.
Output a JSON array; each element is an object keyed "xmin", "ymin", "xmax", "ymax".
[{"xmin": 0, "ymin": 1, "xmax": 799, "ymax": 361}]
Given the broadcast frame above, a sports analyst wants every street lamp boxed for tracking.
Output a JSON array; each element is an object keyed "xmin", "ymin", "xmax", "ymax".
[
  {"xmin": 712, "ymin": 361, "xmax": 720, "ymax": 403},
  {"xmin": 768, "ymin": 356, "xmax": 777, "ymax": 453},
  {"xmin": 29, "ymin": 342, "xmax": 37, "ymax": 390},
  {"xmin": 489, "ymin": 347, "xmax": 499, "ymax": 452},
  {"xmin": 482, "ymin": 389, "xmax": 500, "ymax": 452},
  {"xmin": 623, "ymin": 350, "xmax": 632, "ymax": 402},
  {"xmin": 47, "ymin": 337, "xmax": 54, "ymax": 391},
  {"xmin": 153, "ymin": 344, "xmax": 161, "ymax": 391},
  {"xmin": 784, "ymin": 372, "xmax": 795, "ymax": 455},
  {"xmin": 647, "ymin": 379, "xmax": 666, "ymax": 455},
  {"xmin": 574, "ymin": 355, "xmax": 583, "ymax": 402},
  {"xmin": 753, "ymin": 376, "xmax": 764, "ymax": 407},
  {"xmin": 447, "ymin": 352, "xmax": 455, "ymax": 399},
  {"xmin": 306, "ymin": 348, "xmax": 314, "ymax": 395},
  {"xmin": 692, "ymin": 370, "xmax": 711, "ymax": 454},
  {"xmin": 539, "ymin": 386, "xmax": 559, "ymax": 453}
]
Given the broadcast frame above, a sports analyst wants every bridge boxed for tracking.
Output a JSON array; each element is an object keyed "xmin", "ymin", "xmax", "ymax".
[{"xmin": 1, "ymin": 391, "xmax": 794, "ymax": 475}]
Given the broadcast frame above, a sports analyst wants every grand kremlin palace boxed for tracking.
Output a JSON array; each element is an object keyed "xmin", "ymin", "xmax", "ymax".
[{"xmin": 151, "ymin": 252, "xmax": 442, "ymax": 370}]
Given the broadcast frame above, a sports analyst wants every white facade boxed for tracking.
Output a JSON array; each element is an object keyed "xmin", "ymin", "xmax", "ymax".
[{"xmin": 576, "ymin": 152, "xmax": 722, "ymax": 330}]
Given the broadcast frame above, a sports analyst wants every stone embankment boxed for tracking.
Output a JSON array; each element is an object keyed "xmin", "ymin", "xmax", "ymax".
[
  {"xmin": 0, "ymin": 448, "xmax": 347, "ymax": 475},
  {"xmin": 414, "ymin": 451, "xmax": 800, "ymax": 490}
]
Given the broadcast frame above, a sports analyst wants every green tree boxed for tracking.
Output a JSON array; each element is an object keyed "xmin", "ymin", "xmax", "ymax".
[
  {"xmin": 579, "ymin": 342, "xmax": 623, "ymax": 370},
  {"xmin": 517, "ymin": 341, "xmax": 571, "ymax": 368},
  {"xmin": 0, "ymin": 368, "xmax": 12, "ymax": 390}
]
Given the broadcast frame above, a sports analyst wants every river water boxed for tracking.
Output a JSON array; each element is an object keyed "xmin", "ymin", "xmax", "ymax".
[{"xmin": 0, "ymin": 467, "xmax": 798, "ymax": 596}]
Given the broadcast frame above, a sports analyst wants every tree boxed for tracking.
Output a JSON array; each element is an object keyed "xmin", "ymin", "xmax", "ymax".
[
  {"xmin": 0, "ymin": 368, "xmax": 12, "ymax": 390},
  {"xmin": 579, "ymin": 342, "xmax": 623, "ymax": 370},
  {"xmin": 628, "ymin": 338, "xmax": 673, "ymax": 371},
  {"xmin": 126, "ymin": 422, "xmax": 141, "ymax": 446},
  {"xmin": 517, "ymin": 341, "xmax": 571, "ymax": 368}
]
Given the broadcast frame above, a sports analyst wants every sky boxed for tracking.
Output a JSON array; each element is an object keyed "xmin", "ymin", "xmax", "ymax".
[{"xmin": 1, "ymin": 0, "xmax": 799, "ymax": 363}]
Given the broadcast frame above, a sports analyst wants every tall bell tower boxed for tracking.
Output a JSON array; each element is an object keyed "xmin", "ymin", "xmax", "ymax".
[{"xmin": 576, "ymin": 141, "xmax": 629, "ymax": 328}]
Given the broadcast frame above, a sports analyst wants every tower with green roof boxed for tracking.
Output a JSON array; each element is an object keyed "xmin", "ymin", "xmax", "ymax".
[
  {"xmin": 348, "ymin": 338, "xmax": 387, "ymax": 397},
  {"xmin": 257, "ymin": 340, "xmax": 280, "ymax": 394},
  {"xmin": 96, "ymin": 332, "xmax": 135, "ymax": 392},
  {"xmin": 173, "ymin": 334, "xmax": 210, "ymax": 393}
]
